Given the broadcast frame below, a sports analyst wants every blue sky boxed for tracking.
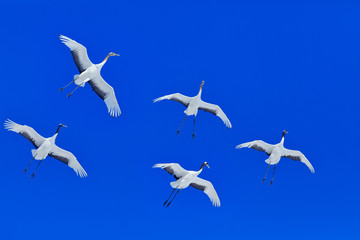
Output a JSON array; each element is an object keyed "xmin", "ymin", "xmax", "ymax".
[{"xmin": 0, "ymin": 0, "xmax": 359, "ymax": 239}]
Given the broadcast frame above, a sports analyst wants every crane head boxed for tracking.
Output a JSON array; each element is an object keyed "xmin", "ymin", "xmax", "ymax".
[
  {"xmin": 200, "ymin": 81, "xmax": 205, "ymax": 89},
  {"xmin": 203, "ymin": 162, "xmax": 210, "ymax": 168},
  {"xmin": 282, "ymin": 130, "xmax": 288, "ymax": 136},
  {"xmin": 108, "ymin": 52, "xmax": 120, "ymax": 57},
  {"xmin": 56, "ymin": 124, "xmax": 67, "ymax": 133}
]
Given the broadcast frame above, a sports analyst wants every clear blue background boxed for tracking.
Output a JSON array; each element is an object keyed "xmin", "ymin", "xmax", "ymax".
[{"xmin": 0, "ymin": 0, "xmax": 359, "ymax": 239}]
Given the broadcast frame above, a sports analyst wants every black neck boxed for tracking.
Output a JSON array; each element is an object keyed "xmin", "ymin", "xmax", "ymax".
[
  {"xmin": 199, "ymin": 163, "xmax": 206, "ymax": 171},
  {"xmin": 56, "ymin": 125, "xmax": 62, "ymax": 133}
]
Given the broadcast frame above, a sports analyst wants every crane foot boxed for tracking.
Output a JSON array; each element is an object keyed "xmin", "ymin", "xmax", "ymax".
[
  {"xmin": 31, "ymin": 173, "xmax": 35, "ymax": 179},
  {"xmin": 59, "ymin": 88, "xmax": 64, "ymax": 93}
]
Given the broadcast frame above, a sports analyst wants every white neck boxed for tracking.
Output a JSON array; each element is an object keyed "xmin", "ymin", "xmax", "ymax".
[
  {"xmin": 196, "ymin": 167, "xmax": 203, "ymax": 176},
  {"xmin": 280, "ymin": 135, "xmax": 285, "ymax": 146},
  {"xmin": 197, "ymin": 87, "xmax": 203, "ymax": 98},
  {"xmin": 50, "ymin": 133, "xmax": 58, "ymax": 142}
]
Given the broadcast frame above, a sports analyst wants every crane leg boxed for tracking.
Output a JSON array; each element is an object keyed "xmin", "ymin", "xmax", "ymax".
[
  {"xmin": 270, "ymin": 164, "xmax": 278, "ymax": 185},
  {"xmin": 166, "ymin": 189, "xmax": 181, "ymax": 208},
  {"xmin": 163, "ymin": 188, "xmax": 177, "ymax": 206},
  {"xmin": 59, "ymin": 79, "xmax": 76, "ymax": 93},
  {"xmin": 263, "ymin": 163, "xmax": 271, "ymax": 183},
  {"xmin": 192, "ymin": 117, "xmax": 196, "ymax": 139},
  {"xmin": 67, "ymin": 85, "xmax": 81, "ymax": 98},
  {"xmin": 24, "ymin": 155, "xmax": 36, "ymax": 173},
  {"xmin": 31, "ymin": 160, "xmax": 43, "ymax": 179},
  {"xmin": 177, "ymin": 116, "xmax": 187, "ymax": 135}
]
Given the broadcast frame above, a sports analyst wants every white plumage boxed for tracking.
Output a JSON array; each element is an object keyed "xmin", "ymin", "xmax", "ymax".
[
  {"xmin": 153, "ymin": 162, "xmax": 220, "ymax": 207},
  {"xmin": 4, "ymin": 119, "xmax": 87, "ymax": 178},
  {"xmin": 153, "ymin": 81, "xmax": 231, "ymax": 138},
  {"xmin": 59, "ymin": 35, "xmax": 121, "ymax": 117},
  {"xmin": 236, "ymin": 130, "xmax": 314, "ymax": 184}
]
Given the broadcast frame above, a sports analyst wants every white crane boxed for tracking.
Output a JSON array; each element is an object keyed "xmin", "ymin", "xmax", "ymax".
[
  {"xmin": 153, "ymin": 81, "xmax": 231, "ymax": 138},
  {"xmin": 59, "ymin": 35, "xmax": 121, "ymax": 117},
  {"xmin": 153, "ymin": 162, "xmax": 220, "ymax": 207},
  {"xmin": 236, "ymin": 130, "xmax": 315, "ymax": 185},
  {"xmin": 4, "ymin": 119, "xmax": 87, "ymax": 178}
]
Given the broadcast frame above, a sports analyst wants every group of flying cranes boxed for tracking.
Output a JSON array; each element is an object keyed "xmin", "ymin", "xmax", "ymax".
[{"xmin": 3, "ymin": 35, "xmax": 315, "ymax": 207}]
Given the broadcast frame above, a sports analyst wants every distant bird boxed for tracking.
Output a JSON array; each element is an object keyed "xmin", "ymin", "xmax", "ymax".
[
  {"xmin": 236, "ymin": 130, "xmax": 314, "ymax": 185},
  {"xmin": 153, "ymin": 162, "xmax": 220, "ymax": 207},
  {"xmin": 59, "ymin": 35, "xmax": 121, "ymax": 117},
  {"xmin": 153, "ymin": 81, "xmax": 231, "ymax": 138},
  {"xmin": 4, "ymin": 119, "xmax": 87, "ymax": 178}
]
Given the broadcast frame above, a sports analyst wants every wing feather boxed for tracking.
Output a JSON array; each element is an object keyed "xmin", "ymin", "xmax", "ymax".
[
  {"xmin": 153, "ymin": 93, "xmax": 192, "ymax": 107},
  {"xmin": 190, "ymin": 177, "xmax": 220, "ymax": 207},
  {"xmin": 199, "ymin": 101, "xmax": 232, "ymax": 128},
  {"xmin": 236, "ymin": 140, "xmax": 274, "ymax": 156},
  {"xmin": 59, "ymin": 35, "xmax": 93, "ymax": 73},
  {"xmin": 4, "ymin": 119, "xmax": 45, "ymax": 148},
  {"xmin": 282, "ymin": 149, "xmax": 315, "ymax": 173},
  {"xmin": 153, "ymin": 163, "xmax": 188, "ymax": 179},
  {"xmin": 49, "ymin": 146, "xmax": 87, "ymax": 178},
  {"xmin": 88, "ymin": 75, "xmax": 121, "ymax": 117}
]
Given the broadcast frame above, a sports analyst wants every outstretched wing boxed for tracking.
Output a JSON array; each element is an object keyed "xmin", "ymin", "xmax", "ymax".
[
  {"xmin": 88, "ymin": 75, "xmax": 121, "ymax": 117},
  {"xmin": 153, "ymin": 93, "xmax": 192, "ymax": 107},
  {"xmin": 59, "ymin": 34, "xmax": 93, "ymax": 73},
  {"xmin": 236, "ymin": 140, "xmax": 274, "ymax": 156},
  {"xmin": 4, "ymin": 119, "xmax": 45, "ymax": 148},
  {"xmin": 190, "ymin": 177, "xmax": 220, "ymax": 207},
  {"xmin": 49, "ymin": 146, "xmax": 87, "ymax": 178},
  {"xmin": 152, "ymin": 163, "xmax": 188, "ymax": 179},
  {"xmin": 199, "ymin": 101, "xmax": 232, "ymax": 128},
  {"xmin": 282, "ymin": 149, "xmax": 315, "ymax": 173}
]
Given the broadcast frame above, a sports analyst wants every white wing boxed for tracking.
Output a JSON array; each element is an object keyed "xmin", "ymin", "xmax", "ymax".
[
  {"xmin": 4, "ymin": 119, "xmax": 45, "ymax": 148},
  {"xmin": 190, "ymin": 177, "xmax": 220, "ymax": 207},
  {"xmin": 199, "ymin": 101, "xmax": 232, "ymax": 128},
  {"xmin": 59, "ymin": 35, "xmax": 93, "ymax": 73},
  {"xmin": 88, "ymin": 75, "xmax": 121, "ymax": 117},
  {"xmin": 153, "ymin": 93, "xmax": 192, "ymax": 107},
  {"xmin": 153, "ymin": 163, "xmax": 188, "ymax": 179},
  {"xmin": 236, "ymin": 140, "xmax": 274, "ymax": 156},
  {"xmin": 282, "ymin": 149, "xmax": 315, "ymax": 173},
  {"xmin": 49, "ymin": 146, "xmax": 87, "ymax": 178}
]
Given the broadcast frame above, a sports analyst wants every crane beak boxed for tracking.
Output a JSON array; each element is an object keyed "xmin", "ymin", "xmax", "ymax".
[
  {"xmin": 62, "ymin": 124, "xmax": 68, "ymax": 128},
  {"xmin": 113, "ymin": 53, "xmax": 120, "ymax": 56},
  {"xmin": 206, "ymin": 163, "xmax": 210, "ymax": 168}
]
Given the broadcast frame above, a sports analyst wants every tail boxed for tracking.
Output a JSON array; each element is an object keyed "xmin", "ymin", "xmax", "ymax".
[
  {"xmin": 170, "ymin": 181, "xmax": 179, "ymax": 189},
  {"xmin": 74, "ymin": 77, "xmax": 85, "ymax": 87},
  {"xmin": 31, "ymin": 149, "xmax": 37, "ymax": 158},
  {"xmin": 265, "ymin": 155, "xmax": 278, "ymax": 165}
]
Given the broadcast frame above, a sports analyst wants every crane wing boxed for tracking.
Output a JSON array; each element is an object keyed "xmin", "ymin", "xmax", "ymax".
[
  {"xmin": 4, "ymin": 119, "xmax": 46, "ymax": 148},
  {"xmin": 59, "ymin": 35, "xmax": 93, "ymax": 73},
  {"xmin": 88, "ymin": 75, "xmax": 121, "ymax": 117},
  {"xmin": 236, "ymin": 140, "xmax": 274, "ymax": 156},
  {"xmin": 190, "ymin": 177, "xmax": 220, "ymax": 207},
  {"xmin": 153, "ymin": 163, "xmax": 188, "ymax": 179},
  {"xmin": 198, "ymin": 101, "xmax": 232, "ymax": 128},
  {"xmin": 153, "ymin": 93, "xmax": 192, "ymax": 107},
  {"xmin": 49, "ymin": 146, "xmax": 87, "ymax": 178},
  {"xmin": 282, "ymin": 149, "xmax": 315, "ymax": 173}
]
